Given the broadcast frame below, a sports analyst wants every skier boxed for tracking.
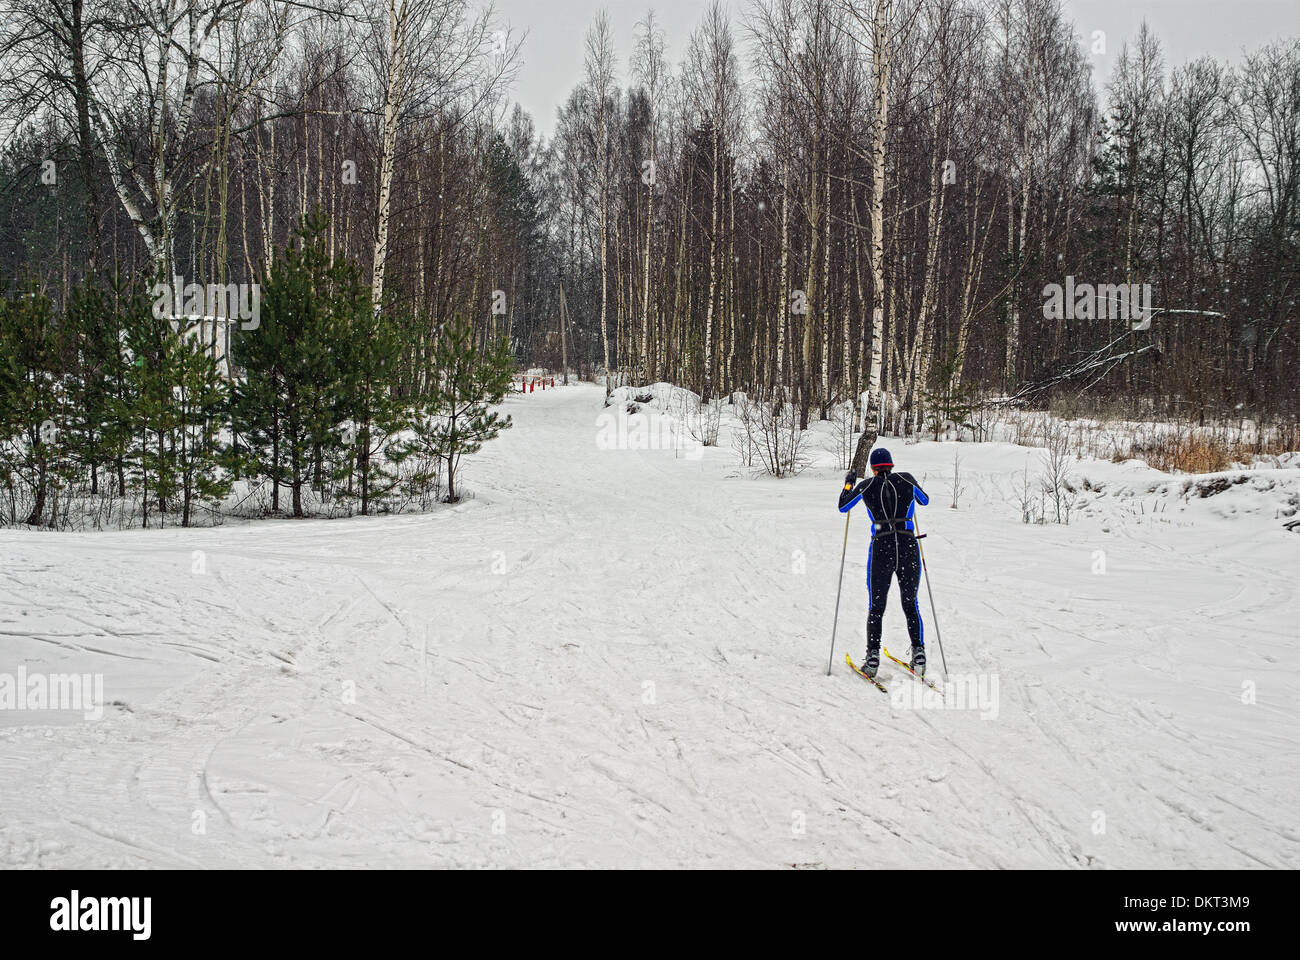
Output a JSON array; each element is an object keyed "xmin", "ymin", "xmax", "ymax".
[{"xmin": 838, "ymin": 447, "xmax": 929, "ymax": 679}]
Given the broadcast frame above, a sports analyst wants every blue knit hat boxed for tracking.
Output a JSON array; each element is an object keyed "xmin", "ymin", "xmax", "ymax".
[{"xmin": 869, "ymin": 447, "xmax": 893, "ymax": 470}]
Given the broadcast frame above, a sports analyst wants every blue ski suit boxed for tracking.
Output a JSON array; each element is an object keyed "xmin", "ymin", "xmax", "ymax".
[{"xmin": 838, "ymin": 469, "xmax": 930, "ymax": 650}]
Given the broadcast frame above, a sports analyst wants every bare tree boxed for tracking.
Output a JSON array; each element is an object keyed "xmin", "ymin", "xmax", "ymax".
[{"xmin": 584, "ymin": 9, "xmax": 617, "ymax": 383}]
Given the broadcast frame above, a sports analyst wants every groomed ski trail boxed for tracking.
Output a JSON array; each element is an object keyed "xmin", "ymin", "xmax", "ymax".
[{"xmin": 1, "ymin": 382, "xmax": 1297, "ymax": 868}]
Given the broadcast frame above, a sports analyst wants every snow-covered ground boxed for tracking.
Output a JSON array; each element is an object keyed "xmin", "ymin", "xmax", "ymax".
[{"xmin": 2, "ymin": 382, "xmax": 1297, "ymax": 868}]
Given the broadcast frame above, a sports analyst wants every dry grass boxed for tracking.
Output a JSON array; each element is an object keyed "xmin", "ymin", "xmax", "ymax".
[
  {"xmin": 1139, "ymin": 435, "xmax": 1233, "ymax": 473},
  {"xmin": 1228, "ymin": 432, "xmax": 1297, "ymax": 463},
  {"xmin": 1128, "ymin": 433, "xmax": 1292, "ymax": 473},
  {"xmin": 1117, "ymin": 418, "xmax": 1299, "ymax": 473},
  {"xmin": 968, "ymin": 395, "xmax": 1297, "ymax": 473}
]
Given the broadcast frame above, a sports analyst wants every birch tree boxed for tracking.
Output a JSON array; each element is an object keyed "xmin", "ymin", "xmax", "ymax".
[{"xmin": 584, "ymin": 10, "xmax": 617, "ymax": 380}]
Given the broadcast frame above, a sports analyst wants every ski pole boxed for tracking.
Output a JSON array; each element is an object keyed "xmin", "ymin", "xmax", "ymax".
[
  {"xmin": 826, "ymin": 512, "xmax": 852, "ymax": 675},
  {"xmin": 913, "ymin": 516, "xmax": 949, "ymax": 680}
]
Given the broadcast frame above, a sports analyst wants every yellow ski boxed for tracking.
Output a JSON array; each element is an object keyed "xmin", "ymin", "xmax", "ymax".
[
  {"xmin": 846, "ymin": 653, "xmax": 887, "ymax": 694},
  {"xmin": 882, "ymin": 647, "xmax": 943, "ymax": 697}
]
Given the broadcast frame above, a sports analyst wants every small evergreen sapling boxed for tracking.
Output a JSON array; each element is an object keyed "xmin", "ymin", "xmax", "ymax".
[{"xmin": 395, "ymin": 317, "xmax": 513, "ymax": 503}]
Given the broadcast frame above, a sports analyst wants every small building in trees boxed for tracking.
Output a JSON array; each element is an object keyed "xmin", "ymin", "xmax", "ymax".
[{"xmin": 170, "ymin": 315, "xmax": 241, "ymax": 380}]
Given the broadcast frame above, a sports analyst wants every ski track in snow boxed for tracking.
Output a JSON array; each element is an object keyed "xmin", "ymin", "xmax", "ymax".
[{"xmin": 1, "ymin": 383, "xmax": 1298, "ymax": 868}]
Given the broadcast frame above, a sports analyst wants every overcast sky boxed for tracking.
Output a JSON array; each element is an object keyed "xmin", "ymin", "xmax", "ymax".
[{"xmin": 490, "ymin": 0, "xmax": 1300, "ymax": 139}]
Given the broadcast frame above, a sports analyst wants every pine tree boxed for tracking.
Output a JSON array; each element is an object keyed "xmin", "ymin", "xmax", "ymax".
[
  {"xmin": 0, "ymin": 288, "xmax": 61, "ymax": 525},
  {"xmin": 172, "ymin": 333, "xmax": 233, "ymax": 526},
  {"xmin": 117, "ymin": 296, "xmax": 177, "ymax": 526},
  {"xmin": 395, "ymin": 317, "xmax": 513, "ymax": 504},
  {"xmin": 231, "ymin": 215, "xmax": 347, "ymax": 517},
  {"xmin": 335, "ymin": 288, "xmax": 405, "ymax": 516},
  {"xmin": 111, "ymin": 288, "xmax": 232, "ymax": 527},
  {"xmin": 60, "ymin": 283, "xmax": 128, "ymax": 498}
]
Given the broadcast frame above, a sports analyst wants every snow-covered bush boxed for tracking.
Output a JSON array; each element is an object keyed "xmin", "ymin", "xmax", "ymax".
[
  {"xmin": 743, "ymin": 399, "xmax": 808, "ymax": 478},
  {"xmin": 686, "ymin": 396, "xmax": 722, "ymax": 447},
  {"xmin": 731, "ymin": 395, "xmax": 759, "ymax": 468},
  {"xmin": 825, "ymin": 401, "xmax": 855, "ymax": 470}
]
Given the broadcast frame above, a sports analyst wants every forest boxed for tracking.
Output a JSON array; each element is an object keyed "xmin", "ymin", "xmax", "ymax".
[{"xmin": 0, "ymin": 0, "xmax": 1296, "ymax": 525}]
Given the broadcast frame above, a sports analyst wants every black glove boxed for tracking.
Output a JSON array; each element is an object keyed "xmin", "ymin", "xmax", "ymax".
[{"xmin": 843, "ymin": 470, "xmax": 857, "ymax": 491}]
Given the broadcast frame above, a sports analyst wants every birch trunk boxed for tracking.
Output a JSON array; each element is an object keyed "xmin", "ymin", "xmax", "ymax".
[
  {"xmin": 851, "ymin": 0, "xmax": 893, "ymax": 476},
  {"xmin": 371, "ymin": 0, "xmax": 411, "ymax": 311}
]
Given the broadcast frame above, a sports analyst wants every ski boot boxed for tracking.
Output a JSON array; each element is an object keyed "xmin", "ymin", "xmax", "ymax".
[
  {"xmin": 910, "ymin": 644, "xmax": 926, "ymax": 678},
  {"xmin": 862, "ymin": 646, "xmax": 881, "ymax": 679}
]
